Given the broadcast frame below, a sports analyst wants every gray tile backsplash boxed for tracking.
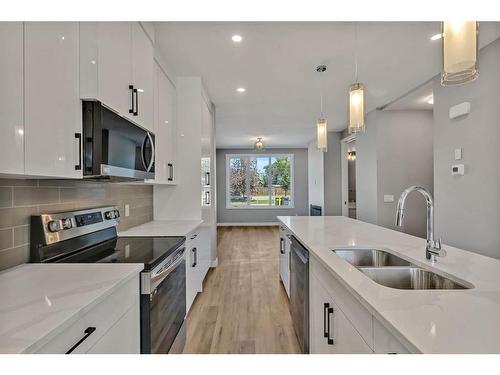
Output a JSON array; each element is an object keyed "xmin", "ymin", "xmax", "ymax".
[{"xmin": 0, "ymin": 179, "xmax": 153, "ymax": 271}]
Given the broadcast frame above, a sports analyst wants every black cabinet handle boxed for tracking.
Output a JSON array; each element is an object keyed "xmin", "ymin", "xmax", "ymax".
[
  {"xmin": 65, "ymin": 326, "xmax": 96, "ymax": 354},
  {"xmin": 280, "ymin": 238, "xmax": 285, "ymax": 254},
  {"xmin": 74, "ymin": 133, "xmax": 82, "ymax": 170},
  {"xmin": 191, "ymin": 248, "xmax": 197, "ymax": 267},
  {"xmin": 323, "ymin": 303, "xmax": 329, "ymax": 338},
  {"xmin": 327, "ymin": 306, "xmax": 334, "ymax": 345},
  {"xmin": 168, "ymin": 163, "xmax": 173, "ymax": 181},
  {"xmin": 129, "ymin": 85, "xmax": 134, "ymax": 114},
  {"xmin": 204, "ymin": 172, "xmax": 210, "ymax": 186},
  {"xmin": 133, "ymin": 88, "xmax": 139, "ymax": 116},
  {"xmin": 204, "ymin": 191, "xmax": 210, "ymax": 205}
]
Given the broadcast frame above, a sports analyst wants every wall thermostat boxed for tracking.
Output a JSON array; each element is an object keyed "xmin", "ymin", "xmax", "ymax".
[
  {"xmin": 451, "ymin": 164, "xmax": 465, "ymax": 176},
  {"xmin": 449, "ymin": 102, "xmax": 471, "ymax": 119}
]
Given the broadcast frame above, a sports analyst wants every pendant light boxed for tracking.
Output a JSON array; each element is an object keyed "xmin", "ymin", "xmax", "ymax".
[
  {"xmin": 316, "ymin": 65, "xmax": 328, "ymax": 152},
  {"xmin": 254, "ymin": 137, "xmax": 264, "ymax": 151},
  {"xmin": 441, "ymin": 21, "xmax": 479, "ymax": 86},
  {"xmin": 348, "ymin": 23, "xmax": 365, "ymax": 134}
]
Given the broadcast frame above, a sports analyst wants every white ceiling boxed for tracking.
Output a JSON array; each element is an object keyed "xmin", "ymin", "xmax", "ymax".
[{"xmin": 155, "ymin": 22, "xmax": 500, "ymax": 148}]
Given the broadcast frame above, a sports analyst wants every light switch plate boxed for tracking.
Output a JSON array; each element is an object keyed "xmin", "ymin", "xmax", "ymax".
[
  {"xmin": 455, "ymin": 148, "xmax": 462, "ymax": 160},
  {"xmin": 384, "ymin": 195, "xmax": 394, "ymax": 203},
  {"xmin": 125, "ymin": 204, "xmax": 130, "ymax": 217}
]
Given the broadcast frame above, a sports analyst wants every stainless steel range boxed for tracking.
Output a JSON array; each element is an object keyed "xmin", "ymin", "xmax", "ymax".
[{"xmin": 30, "ymin": 206, "xmax": 187, "ymax": 354}]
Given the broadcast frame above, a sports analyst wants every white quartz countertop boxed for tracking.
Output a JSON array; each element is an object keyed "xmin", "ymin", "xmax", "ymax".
[
  {"xmin": 278, "ymin": 216, "xmax": 500, "ymax": 353},
  {"xmin": 0, "ymin": 263, "xmax": 143, "ymax": 354},
  {"xmin": 118, "ymin": 220, "xmax": 203, "ymax": 238}
]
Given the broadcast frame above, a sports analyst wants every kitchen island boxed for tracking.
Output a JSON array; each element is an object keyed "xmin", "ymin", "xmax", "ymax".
[
  {"xmin": 278, "ymin": 216, "xmax": 500, "ymax": 353},
  {"xmin": 0, "ymin": 263, "xmax": 143, "ymax": 354}
]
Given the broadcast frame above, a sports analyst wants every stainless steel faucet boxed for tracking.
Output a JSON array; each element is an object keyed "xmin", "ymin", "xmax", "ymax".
[{"xmin": 395, "ymin": 186, "xmax": 446, "ymax": 262}]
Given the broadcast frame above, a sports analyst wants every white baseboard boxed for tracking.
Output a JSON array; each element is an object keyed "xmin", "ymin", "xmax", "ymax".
[{"xmin": 217, "ymin": 222, "xmax": 280, "ymax": 227}]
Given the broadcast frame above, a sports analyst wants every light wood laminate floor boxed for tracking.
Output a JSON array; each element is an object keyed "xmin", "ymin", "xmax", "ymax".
[{"xmin": 183, "ymin": 226, "xmax": 301, "ymax": 354}]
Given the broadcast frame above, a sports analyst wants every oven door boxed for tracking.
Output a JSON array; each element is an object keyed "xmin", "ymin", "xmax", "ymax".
[{"xmin": 141, "ymin": 248, "xmax": 186, "ymax": 354}]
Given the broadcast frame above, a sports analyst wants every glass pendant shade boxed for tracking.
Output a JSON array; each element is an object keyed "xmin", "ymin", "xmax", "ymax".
[
  {"xmin": 255, "ymin": 137, "xmax": 264, "ymax": 151},
  {"xmin": 441, "ymin": 21, "xmax": 478, "ymax": 86},
  {"xmin": 317, "ymin": 118, "xmax": 328, "ymax": 152},
  {"xmin": 348, "ymin": 83, "xmax": 365, "ymax": 134}
]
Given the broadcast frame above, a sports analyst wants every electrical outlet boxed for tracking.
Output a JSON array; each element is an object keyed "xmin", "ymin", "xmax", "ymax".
[{"xmin": 125, "ymin": 204, "xmax": 130, "ymax": 217}]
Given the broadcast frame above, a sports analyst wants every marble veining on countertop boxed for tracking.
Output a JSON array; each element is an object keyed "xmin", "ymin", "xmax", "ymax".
[
  {"xmin": 0, "ymin": 263, "xmax": 143, "ymax": 354},
  {"xmin": 118, "ymin": 219, "xmax": 203, "ymax": 237},
  {"xmin": 278, "ymin": 215, "xmax": 500, "ymax": 353}
]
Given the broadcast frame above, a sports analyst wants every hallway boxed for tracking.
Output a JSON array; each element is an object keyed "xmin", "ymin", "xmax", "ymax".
[{"xmin": 183, "ymin": 226, "xmax": 300, "ymax": 354}]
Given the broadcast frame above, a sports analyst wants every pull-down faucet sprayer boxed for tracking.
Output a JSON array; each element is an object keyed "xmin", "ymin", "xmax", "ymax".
[{"xmin": 395, "ymin": 186, "xmax": 446, "ymax": 262}]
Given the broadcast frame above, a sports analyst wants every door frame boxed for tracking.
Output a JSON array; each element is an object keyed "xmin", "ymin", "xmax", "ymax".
[{"xmin": 340, "ymin": 134, "xmax": 356, "ymax": 217}]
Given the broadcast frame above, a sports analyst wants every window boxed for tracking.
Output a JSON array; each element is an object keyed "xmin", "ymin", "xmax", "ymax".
[{"xmin": 226, "ymin": 154, "xmax": 294, "ymax": 208}]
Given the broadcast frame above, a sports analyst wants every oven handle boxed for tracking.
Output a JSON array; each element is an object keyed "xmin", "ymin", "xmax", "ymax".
[{"xmin": 150, "ymin": 249, "xmax": 185, "ymax": 285}]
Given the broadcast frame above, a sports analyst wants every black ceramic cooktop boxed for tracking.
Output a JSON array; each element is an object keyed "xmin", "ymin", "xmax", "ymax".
[{"xmin": 54, "ymin": 236, "xmax": 185, "ymax": 271}]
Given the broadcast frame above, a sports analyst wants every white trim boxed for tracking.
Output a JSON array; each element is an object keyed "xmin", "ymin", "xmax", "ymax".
[
  {"xmin": 217, "ymin": 222, "xmax": 280, "ymax": 227},
  {"xmin": 225, "ymin": 153, "xmax": 295, "ymax": 209}
]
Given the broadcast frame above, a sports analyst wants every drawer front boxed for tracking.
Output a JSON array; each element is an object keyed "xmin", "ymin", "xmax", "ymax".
[
  {"xmin": 311, "ymin": 256, "xmax": 373, "ymax": 349},
  {"xmin": 373, "ymin": 319, "xmax": 411, "ymax": 354},
  {"xmin": 35, "ymin": 275, "xmax": 139, "ymax": 354},
  {"xmin": 87, "ymin": 303, "xmax": 140, "ymax": 354}
]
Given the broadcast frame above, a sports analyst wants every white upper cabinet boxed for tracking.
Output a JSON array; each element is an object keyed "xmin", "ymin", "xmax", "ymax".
[
  {"xmin": 130, "ymin": 23, "xmax": 154, "ymax": 132},
  {"xmin": 97, "ymin": 22, "xmax": 132, "ymax": 117},
  {"xmin": 0, "ymin": 22, "xmax": 24, "ymax": 176},
  {"xmin": 153, "ymin": 63, "xmax": 177, "ymax": 184},
  {"xmin": 24, "ymin": 22, "xmax": 81, "ymax": 178},
  {"xmin": 80, "ymin": 22, "xmax": 154, "ymax": 133}
]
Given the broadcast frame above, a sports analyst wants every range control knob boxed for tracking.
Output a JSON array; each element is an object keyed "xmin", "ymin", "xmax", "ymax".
[
  {"xmin": 104, "ymin": 210, "xmax": 120, "ymax": 220},
  {"xmin": 47, "ymin": 220, "xmax": 63, "ymax": 232},
  {"xmin": 61, "ymin": 218, "xmax": 73, "ymax": 230}
]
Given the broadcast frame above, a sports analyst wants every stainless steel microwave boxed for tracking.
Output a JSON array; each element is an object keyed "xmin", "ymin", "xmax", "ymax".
[{"xmin": 82, "ymin": 101, "xmax": 155, "ymax": 180}]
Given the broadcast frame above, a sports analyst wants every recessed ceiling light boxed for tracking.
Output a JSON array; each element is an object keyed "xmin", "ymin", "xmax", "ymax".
[
  {"xmin": 236, "ymin": 87, "xmax": 246, "ymax": 93},
  {"xmin": 430, "ymin": 33, "xmax": 442, "ymax": 41},
  {"xmin": 232, "ymin": 35, "xmax": 243, "ymax": 43}
]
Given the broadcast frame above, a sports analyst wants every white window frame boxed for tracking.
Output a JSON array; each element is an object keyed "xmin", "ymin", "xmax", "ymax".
[{"xmin": 225, "ymin": 153, "xmax": 295, "ymax": 209}]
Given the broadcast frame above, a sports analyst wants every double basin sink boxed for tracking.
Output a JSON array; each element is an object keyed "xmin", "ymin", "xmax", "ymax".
[{"xmin": 333, "ymin": 248, "xmax": 470, "ymax": 290}]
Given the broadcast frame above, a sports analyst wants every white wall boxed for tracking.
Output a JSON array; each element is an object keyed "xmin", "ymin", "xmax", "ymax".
[
  {"xmin": 356, "ymin": 117, "xmax": 378, "ymax": 225},
  {"xmin": 356, "ymin": 109, "xmax": 434, "ymax": 238},
  {"xmin": 324, "ymin": 132, "xmax": 343, "ymax": 215},
  {"xmin": 307, "ymin": 139, "xmax": 324, "ymax": 210},
  {"xmin": 433, "ymin": 38, "xmax": 500, "ymax": 259}
]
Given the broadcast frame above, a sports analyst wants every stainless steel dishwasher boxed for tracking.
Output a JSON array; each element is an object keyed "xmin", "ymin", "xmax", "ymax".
[{"xmin": 289, "ymin": 235, "xmax": 309, "ymax": 354}]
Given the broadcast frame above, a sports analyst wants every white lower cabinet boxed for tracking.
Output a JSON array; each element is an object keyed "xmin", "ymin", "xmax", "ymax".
[
  {"xmin": 185, "ymin": 227, "xmax": 211, "ymax": 313},
  {"xmin": 34, "ymin": 275, "xmax": 140, "ymax": 354},
  {"xmin": 309, "ymin": 254, "xmax": 413, "ymax": 354},
  {"xmin": 373, "ymin": 319, "xmax": 410, "ymax": 354},
  {"xmin": 310, "ymin": 272, "xmax": 372, "ymax": 354}
]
